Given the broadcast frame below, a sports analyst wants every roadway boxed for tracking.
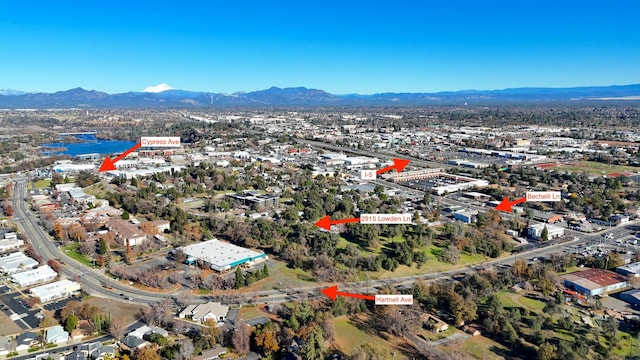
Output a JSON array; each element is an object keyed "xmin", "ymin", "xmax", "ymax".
[
  {"xmin": 11, "ymin": 177, "xmax": 635, "ymax": 308},
  {"xmin": 12, "ymin": 180, "xmax": 184, "ymax": 305}
]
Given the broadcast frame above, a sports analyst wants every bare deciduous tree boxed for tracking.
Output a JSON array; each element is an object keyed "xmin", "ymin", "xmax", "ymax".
[{"xmin": 109, "ymin": 316, "xmax": 127, "ymax": 339}]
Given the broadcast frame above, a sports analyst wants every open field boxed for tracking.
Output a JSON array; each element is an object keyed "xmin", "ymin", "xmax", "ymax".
[
  {"xmin": 547, "ymin": 161, "xmax": 639, "ymax": 176},
  {"xmin": 83, "ymin": 183, "xmax": 110, "ymax": 198},
  {"xmin": 333, "ymin": 315, "xmax": 408, "ymax": 358},
  {"xmin": 249, "ymin": 261, "xmax": 315, "ymax": 292},
  {"xmin": 497, "ymin": 291, "xmax": 546, "ymax": 313},
  {"xmin": 178, "ymin": 199, "xmax": 204, "ymax": 210},
  {"xmin": 373, "ymin": 245, "xmax": 496, "ymax": 279},
  {"xmin": 84, "ymin": 296, "xmax": 147, "ymax": 324},
  {"xmin": 239, "ymin": 305, "xmax": 267, "ymax": 321},
  {"xmin": 33, "ymin": 179, "xmax": 51, "ymax": 189},
  {"xmin": 441, "ymin": 335, "xmax": 509, "ymax": 359},
  {"xmin": 0, "ymin": 310, "xmax": 23, "ymax": 336}
]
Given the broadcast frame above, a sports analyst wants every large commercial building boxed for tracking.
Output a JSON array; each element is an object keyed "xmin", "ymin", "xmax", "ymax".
[
  {"xmin": 389, "ymin": 169, "xmax": 489, "ymax": 195},
  {"xmin": 30, "ymin": 279, "xmax": 81, "ymax": 303},
  {"xmin": 11, "ymin": 265, "xmax": 57, "ymax": 287},
  {"xmin": 227, "ymin": 191, "xmax": 279, "ymax": 211},
  {"xmin": 106, "ymin": 218, "xmax": 147, "ymax": 247},
  {"xmin": 561, "ymin": 268, "xmax": 629, "ymax": 297},
  {"xmin": 527, "ymin": 223, "xmax": 565, "ymax": 240},
  {"xmin": 0, "ymin": 252, "xmax": 39, "ymax": 274},
  {"xmin": 178, "ymin": 238, "xmax": 268, "ymax": 272}
]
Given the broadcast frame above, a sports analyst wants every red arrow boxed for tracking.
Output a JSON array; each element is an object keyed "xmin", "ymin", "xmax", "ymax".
[
  {"xmin": 376, "ymin": 158, "xmax": 410, "ymax": 175},
  {"xmin": 320, "ymin": 285, "xmax": 375, "ymax": 301},
  {"xmin": 99, "ymin": 142, "xmax": 141, "ymax": 172},
  {"xmin": 495, "ymin": 196, "xmax": 527, "ymax": 213},
  {"xmin": 314, "ymin": 215, "xmax": 360, "ymax": 231}
]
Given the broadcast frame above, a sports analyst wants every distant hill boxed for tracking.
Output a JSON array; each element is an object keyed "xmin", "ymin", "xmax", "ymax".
[{"xmin": 1, "ymin": 84, "xmax": 639, "ymax": 108}]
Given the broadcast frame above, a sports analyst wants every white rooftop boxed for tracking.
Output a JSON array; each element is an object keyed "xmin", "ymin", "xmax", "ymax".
[
  {"xmin": 0, "ymin": 252, "xmax": 39, "ymax": 274},
  {"xmin": 30, "ymin": 279, "xmax": 80, "ymax": 301},
  {"xmin": 179, "ymin": 238, "xmax": 267, "ymax": 272},
  {"xmin": 11, "ymin": 265, "xmax": 57, "ymax": 286}
]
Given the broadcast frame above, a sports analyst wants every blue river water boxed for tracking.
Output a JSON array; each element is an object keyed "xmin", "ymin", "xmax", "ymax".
[{"xmin": 40, "ymin": 134, "xmax": 137, "ymax": 156}]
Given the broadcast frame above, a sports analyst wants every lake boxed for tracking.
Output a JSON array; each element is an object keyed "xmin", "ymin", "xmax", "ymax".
[{"xmin": 40, "ymin": 134, "xmax": 137, "ymax": 156}]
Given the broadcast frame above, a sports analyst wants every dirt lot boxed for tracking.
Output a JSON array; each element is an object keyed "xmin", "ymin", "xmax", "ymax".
[
  {"xmin": 0, "ymin": 310, "xmax": 23, "ymax": 336},
  {"xmin": 84, "ymin": 297, "xmax": 148, "ymax": 325}
]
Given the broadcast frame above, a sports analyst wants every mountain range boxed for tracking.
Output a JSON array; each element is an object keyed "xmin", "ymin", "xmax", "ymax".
[{"xmin": 1, "ymin": 84, "xmax": 640, "ymax": 108}]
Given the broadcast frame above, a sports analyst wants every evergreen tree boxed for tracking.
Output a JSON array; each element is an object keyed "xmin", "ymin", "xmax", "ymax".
[
  {"xmin": 541, "ymin": 226, "xmax": 549, "ymax": 241},
  {"xmin": 99, "ymin": 238, "xmax": 107, "ymax": 255},
  {"xmin": 304, "ymin": 326, "xmax": 325, "ymax": 360},
  {"xmin": 262, "ymin": 263, "xmax": 269, "ymax": 278},
  {"xmin": 235, "ymin": 267, "xmax": 244, "ymax": 289},
  {"xmin": 65, "ymin": 314, "xmax": 78, "ymax": 333}
]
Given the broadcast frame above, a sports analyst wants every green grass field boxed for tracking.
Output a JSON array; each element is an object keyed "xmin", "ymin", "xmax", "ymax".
[
  {"xmin": 239, "ymin": 306, "xmax": 266, "ymax": 321},
  {"xmin": 333, "ymin": 316, "xmax": 404, "ymax": 358},
  {"xmin": 444, "ymin": 335, "xmax": 508, "ymax": 360},
  {"xmin": 497, "ymin": 291, "xmax": 546, "ymax": 313},
  {"xmin": 553, "ymin": 161, "xmax": 639, "ymax": 175},
  {"xmin": 33, "ymin": 179, "xmax": 51, "ymax": 189},
  {"xmin": 83, "ymin": 183, "xmax": 109, "ymax": 198},
  {"xmin": 62, "ymin": 243, "xmax": 94, "ymax": 267},
  {"xmin": 251, "ymin": 262, "xmax": 315, "ymax": 291},
  {"xmin": 373, "ymin": 245, "xmax": 490, "ymax": 279}
]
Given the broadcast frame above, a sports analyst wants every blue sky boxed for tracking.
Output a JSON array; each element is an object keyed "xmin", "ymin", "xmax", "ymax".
[{"xmin": 1, "ymin": 1, "xmax": 639, "ymax": 94}]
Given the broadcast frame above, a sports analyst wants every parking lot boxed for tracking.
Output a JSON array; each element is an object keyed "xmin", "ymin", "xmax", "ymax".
[
  {"xmin": 0, "ymin": 285, "xmax": 32, "ymax": 330},
  {"xmin": 0, "ymin": 281, "xmax": 81, "ymax": 330}
]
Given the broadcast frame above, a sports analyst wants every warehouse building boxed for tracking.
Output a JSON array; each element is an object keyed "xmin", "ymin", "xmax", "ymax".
[
  {"xmin": 0, "ymin": 252, "xmax": 39, "ymax": 274},
  {"xmin": 620, "ymin": 289, "xmax": 640, "ymax": 308},
  {"xmin": 178, "ymin": 238, "xmax": 268, "ymax": 272},
  {"xmin": 616, "ymin": 262, "xmax": 640, "ymax": 277},
  {"xmin": 11, "ymin": 265, "xmax": 58, "ymax": 287},
  {"xmin": 30, "ymin": 279, "xmax": 81, "ymax": 303},
  {"xmin": 561, "ymin": 268, "xmax": 629, "ymax": 297}
]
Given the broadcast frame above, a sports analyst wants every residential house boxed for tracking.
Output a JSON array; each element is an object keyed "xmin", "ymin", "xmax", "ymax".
[
  {"xmin": 72, "ymin": 341, "xmax": 115, "ymax": 360},
  {"xmin": 178, "ymin": 301, "xmax": 229, "ymax": 323},
  {"xmin": 193, "ymin": 344, "xmax": 227, "ymax": 360},
  {"xmin": 121, "ymin": 335, "xmax": 149, "ymax": 350},
  {"xmin": 149, "ymin": 220, "xmax": 170, "ymax": 233},
  {"xmin": 421, "ymin": 314, "xmax": 449, "ymax": 333},
  {"xmin": 463, "ymin": 325, "xmax": 481, "ymax": 336},
  {"xmin": 45, "ymin": 325, "xmax": 69, "ymax": 344},
  {"xmin": 128, "ymin": 325, "xmax": 169, "ymax": 339},
  {"xmin": 15, "ymin": 331, "xmax": 40, "ymax": 352}
]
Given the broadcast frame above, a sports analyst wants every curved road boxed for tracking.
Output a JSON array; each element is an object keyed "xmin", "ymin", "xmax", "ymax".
[{"xmin": 12, "ymin": 178, "xmax": 627, "ymax": 307}]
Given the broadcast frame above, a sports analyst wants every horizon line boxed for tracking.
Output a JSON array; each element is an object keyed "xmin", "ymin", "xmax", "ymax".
[{"xmin": 2, "ymin": 83, "xmax": 640, "ymax": 96}]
